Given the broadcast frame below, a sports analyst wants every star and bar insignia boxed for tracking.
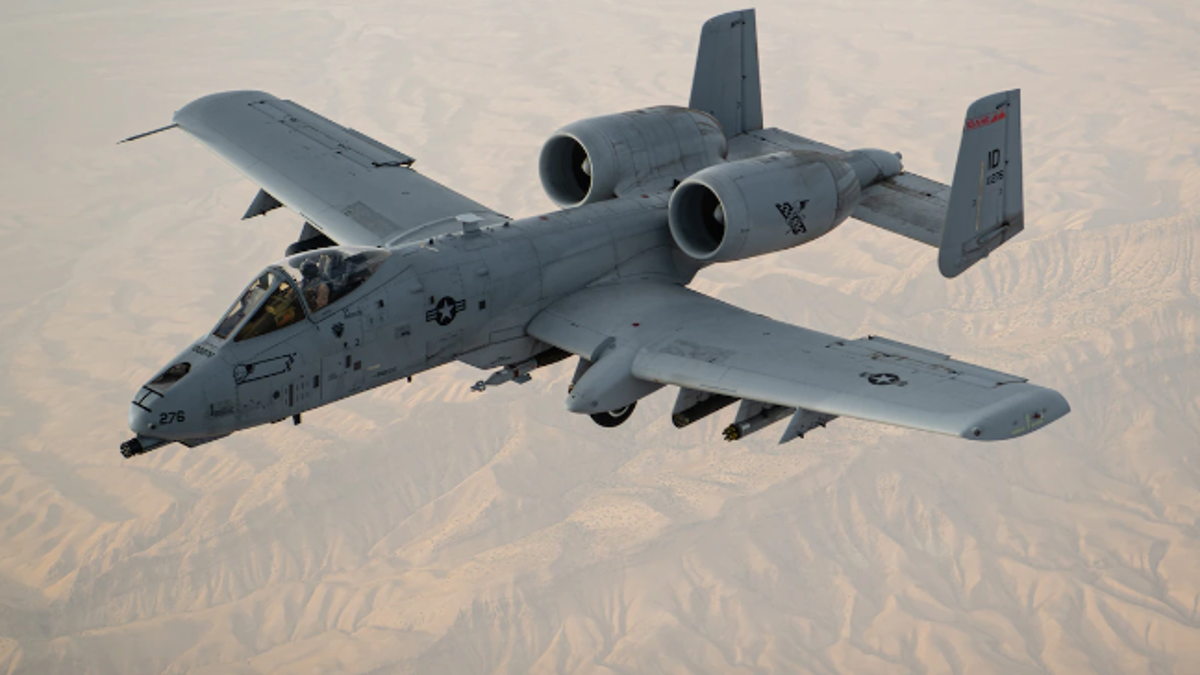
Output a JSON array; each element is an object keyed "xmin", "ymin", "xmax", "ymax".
[{"xmin": 426, "ymin": 296, "xmax": 467, "ymax": 326}]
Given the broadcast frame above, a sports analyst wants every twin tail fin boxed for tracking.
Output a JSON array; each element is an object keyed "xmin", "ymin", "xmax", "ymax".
[{"xmin": 939, "ymin": 89, "xmax": 1024, "ymax": 278}]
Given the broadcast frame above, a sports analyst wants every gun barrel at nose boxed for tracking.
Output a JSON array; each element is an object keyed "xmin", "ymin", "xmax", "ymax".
[{"xmin": 120, "ymin": 435, "xmax": 172, "ymax": 458}]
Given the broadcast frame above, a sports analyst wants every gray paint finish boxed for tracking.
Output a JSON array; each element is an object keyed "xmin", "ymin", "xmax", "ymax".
[{"xmin": 120, "ymin": 9, "xmax": 1065, "ymax": 458}]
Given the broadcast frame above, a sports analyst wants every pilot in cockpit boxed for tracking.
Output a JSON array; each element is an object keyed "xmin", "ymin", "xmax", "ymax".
[
  {"xmin": 285, "ymin": 247, "xmax": 389, "ymax": 316},
  {"xmin": 300, "ymin": 259, "xmax": 331, "ymax": 311}
]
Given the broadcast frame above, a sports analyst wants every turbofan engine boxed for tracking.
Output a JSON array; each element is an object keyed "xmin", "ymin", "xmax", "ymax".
[
  {"xmin": 539, "ymin": 107, "xmax": 727, "ymax": 208},
  {"xmin": 668, "ymin": 149, "xmax": 902, "ymax": 263}
]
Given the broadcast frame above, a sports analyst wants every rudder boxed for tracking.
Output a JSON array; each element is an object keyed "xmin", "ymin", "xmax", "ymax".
[{"xmin": 940, "ymin": 89, "xmax": 1024, "ymax": 278}]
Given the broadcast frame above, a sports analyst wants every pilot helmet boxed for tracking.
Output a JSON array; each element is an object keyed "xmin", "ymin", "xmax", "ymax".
[{"xmin": 300, "ymin": 259, "xmax": 321, "ymax": 280}]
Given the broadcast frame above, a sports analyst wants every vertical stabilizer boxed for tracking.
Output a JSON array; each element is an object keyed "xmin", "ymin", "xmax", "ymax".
[
  {"xmin": 689, "ymin": 9, "xmax": 763, "ymax": 137},
  {"xmin": 940, "ymin": 89, "xmax": 1024, "ymax": 278}
]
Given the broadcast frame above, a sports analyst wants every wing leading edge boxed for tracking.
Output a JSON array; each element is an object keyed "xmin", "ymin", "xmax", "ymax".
[
  {"xmin": 527, "ymin": 283, "xmax": 1068, "ymax": 441},
  {"xmin": 173, "ymin": 90, "xmax": 505, "ymax": 247}
]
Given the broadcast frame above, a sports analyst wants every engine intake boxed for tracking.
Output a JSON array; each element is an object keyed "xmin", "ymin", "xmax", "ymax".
[{"xmin": 539, "ymin": 107, "xmax": 727, "ymax": 208}]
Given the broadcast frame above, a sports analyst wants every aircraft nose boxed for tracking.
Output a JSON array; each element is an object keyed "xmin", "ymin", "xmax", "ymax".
[
  {"xmin": 128, "ymin": 386, "xmax": 182, "ymax": 438},
  {"xmin": 128, "ymin": 376, "xmax": 189, "ymax": 440},
  {"xmin": 123, "ymin": 394, "xmax": 178, "ymax": 458},
  {"xmin": 128, "ymin": 400, "xmax": 156, "ymax": 435},
  {"xmin": 124, "ymin": 388, "xmax": 174, "ymax": 458},
  {"xmin": 124, "ymin": 348, "xmax": 226, "ymax": 457}
]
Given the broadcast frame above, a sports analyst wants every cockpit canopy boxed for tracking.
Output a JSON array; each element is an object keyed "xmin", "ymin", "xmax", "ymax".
[
  {"xmin": 212, "ymin": 269, "xmax": 305, "ymax": 342},
  {"xmin": 211, "ymin": 247, "xmax": 391, "ymax": 343},
  {"xmin": 281, "ymin": 247, "xmax": 390, "ymax": 314}
]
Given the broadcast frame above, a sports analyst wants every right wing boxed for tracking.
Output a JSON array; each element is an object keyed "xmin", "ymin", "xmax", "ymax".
[
  {"xmin": 528, "ymin": 282, "xmax": 1069, "ymax": 441},
  {"xmin": 173, "ymin": 90, "xmax": 506, "ymax": 247}
]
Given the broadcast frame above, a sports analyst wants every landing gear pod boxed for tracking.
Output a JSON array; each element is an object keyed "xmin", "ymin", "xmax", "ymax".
[{"xmin": 566, "ymin": 346, "xmax": 662, "ymax": 416}]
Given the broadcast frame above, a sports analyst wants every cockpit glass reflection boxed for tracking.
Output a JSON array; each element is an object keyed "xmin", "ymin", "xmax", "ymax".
[
  {"xmin": 283, "ymin": 247, "xmax": 390, "ymax": 314},
  {"xmin": 235, "ymin": 280, "xmax": 306, "ymax": 342},
  {"xmin": 149, "ymin": 361, "xmax": 191, "ymax": 387},
  {"xmin": 213, "ymin": 272, "xmax": 274, "ymax": 339}
]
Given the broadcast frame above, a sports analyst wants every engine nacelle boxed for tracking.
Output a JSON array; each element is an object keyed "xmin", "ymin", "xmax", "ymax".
[
  {"xmin": 539, "ymin": 106, "xmax": 727, "ymax": 208},
  {"xmin": 668, "ymin": 150, "xmax": 901, "ymax": 263}
]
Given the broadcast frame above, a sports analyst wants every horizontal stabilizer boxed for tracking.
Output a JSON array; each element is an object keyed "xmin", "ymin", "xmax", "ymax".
[
  {"xmin": 726, "ymin": 127, "xmax": 845, "ymax": 161},
  {"xmin": 853, "ymin": 172, "xmax": 950, "ymax": 247},
  {"xmin": 851, "ymin": 90, "xmax": 1025, "ymax": 278}
]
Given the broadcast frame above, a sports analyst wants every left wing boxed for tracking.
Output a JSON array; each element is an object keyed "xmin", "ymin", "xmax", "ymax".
[
  {"xmin": 173, "ymin": 90, "xmax": 505, "ymax": 247},
  {"xmin": 527, "ymin": 282, "xmax": 1068, "ymax": 441}
]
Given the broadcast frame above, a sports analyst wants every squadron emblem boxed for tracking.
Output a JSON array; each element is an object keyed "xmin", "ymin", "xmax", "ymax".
[{"xmin": 775, "ymin": 199, "xmax": 809, "ymax": 234}]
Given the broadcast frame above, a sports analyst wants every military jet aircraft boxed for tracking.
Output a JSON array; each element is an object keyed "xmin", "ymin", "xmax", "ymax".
[{"xmin": 119, "ymin": 8, "xmax": 1069, "ymax": 458}]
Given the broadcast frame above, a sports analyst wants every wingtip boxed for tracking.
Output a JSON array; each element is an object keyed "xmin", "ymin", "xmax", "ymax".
[{"xmin": 960, "ymin": 385, "xmax": 1070, "ymax": 441}]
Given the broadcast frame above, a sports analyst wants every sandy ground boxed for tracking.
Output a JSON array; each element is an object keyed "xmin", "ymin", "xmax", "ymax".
[{"xmin": 1, "ymin": 0, "xmax": 1198, "ymax": 672}]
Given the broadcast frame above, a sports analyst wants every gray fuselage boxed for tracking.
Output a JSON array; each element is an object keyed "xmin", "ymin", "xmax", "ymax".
[{"xmin": 127, "ymin": 193, "xmax": 728, "ymax": 444}]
